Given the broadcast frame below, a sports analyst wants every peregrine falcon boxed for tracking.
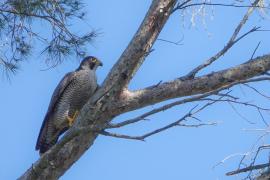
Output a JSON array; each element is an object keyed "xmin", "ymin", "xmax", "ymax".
[{"xmin": 36, "ymin": 56, "xmax": 103, "ymax": 154}]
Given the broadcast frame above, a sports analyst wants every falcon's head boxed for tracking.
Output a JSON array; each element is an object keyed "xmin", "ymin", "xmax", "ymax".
[{"xmin": 79, "ymin": 56, "xmax": 103, "ymax": 70}]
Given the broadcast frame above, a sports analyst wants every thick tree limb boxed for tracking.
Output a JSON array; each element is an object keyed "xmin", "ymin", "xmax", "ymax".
[
  {"xmin": 117, "ymin": 54, "xmax": 270, "ymax": 113},
  {"xmin": 109, "ymin": 76, "xmax": 270, "ymax": 129},
  {"xmin": 101, "ymin": 0, "xmax": 177, "ymax": 92}
]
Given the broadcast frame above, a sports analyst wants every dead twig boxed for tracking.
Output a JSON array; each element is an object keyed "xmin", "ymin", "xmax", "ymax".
[{"xmin": 104, "ymin": 100, "xmax": 220, "ymax": 141}]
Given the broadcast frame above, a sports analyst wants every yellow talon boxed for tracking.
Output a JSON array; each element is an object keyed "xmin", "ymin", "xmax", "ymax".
[{"xmin": 67, "ymin": 110, "xmax": 79, "ymax": 126}]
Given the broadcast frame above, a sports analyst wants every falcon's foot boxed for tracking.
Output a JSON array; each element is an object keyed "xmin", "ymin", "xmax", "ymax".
[{"xmin": 67, "ymin": 110, "xmax": 79, "ymax": 127}]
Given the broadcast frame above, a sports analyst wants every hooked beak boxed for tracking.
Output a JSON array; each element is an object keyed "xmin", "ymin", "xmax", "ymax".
[{"xmin": 99, "ymin": 61, "xmax": 103, "ymax": 66}]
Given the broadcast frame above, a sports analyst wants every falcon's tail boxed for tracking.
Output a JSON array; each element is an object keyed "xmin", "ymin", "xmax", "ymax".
[{"xmin": 35, "ymin": 115, "xmax": 58, "ymax": 154}]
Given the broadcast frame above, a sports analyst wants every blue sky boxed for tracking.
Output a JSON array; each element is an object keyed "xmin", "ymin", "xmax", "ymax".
[{"xmin": 1, "ymin": 1, "xmax": 270, "ymax": 179}]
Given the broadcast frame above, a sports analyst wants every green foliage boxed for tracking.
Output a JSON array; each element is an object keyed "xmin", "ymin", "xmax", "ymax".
[{"xmin": 0, "ymin": 0, "xmax": 96, "ymax": 75}]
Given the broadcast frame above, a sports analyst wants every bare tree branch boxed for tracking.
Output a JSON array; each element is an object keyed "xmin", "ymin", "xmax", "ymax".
[
  {"xmin": 131, "ymin": 101, "xmax": 216, "ymax": 140},
  {"xmin": 250, "ymin": 42, "xmax": 261, "ymax": 60},
  {"xmin": 117, "ymin": 54, "xmax": 270, "ymax": 114},
  {"xmin": 184, "ymin": 0, "xmax": 261, "ymax": 79},
  {"xmin": 109, "ymin": 76, "xmax": 270, "ymax": 129},
  {"xmin": 243, "ymin": 83, "xmax": 270, "ymax": 100},
  {"xmin": 100, "ymin": 0, "xmax": 177, "ymax": 93},
  {"xmin": 211, "ymin": 99, "xmax": 270, "ymax": 111},
  {"xmin": 100, "ymin": 130, "xmax": 146, "ymax": 141},
  {"xmin": 227, "ymin": 163, "xmax": 270, "ymax": 176},
  {"xmin": 173, "ymin": 1, "xmax": 269, "ymax": 12},
  {"xmin": 227, "ymin": 145, "xmax": 270, "ymax": 176},
  {"xmin": 105, "ymin": 105, "xmax": 204, "ymax": 141},
  {"xmin": 106, "ymin": 98, "xmax": 221, "ymax": 142}
]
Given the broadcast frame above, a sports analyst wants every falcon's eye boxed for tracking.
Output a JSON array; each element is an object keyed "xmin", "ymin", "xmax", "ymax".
[{"xmin": 91, "ymin": 58, "xmax": 97, "ymax": 63}]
